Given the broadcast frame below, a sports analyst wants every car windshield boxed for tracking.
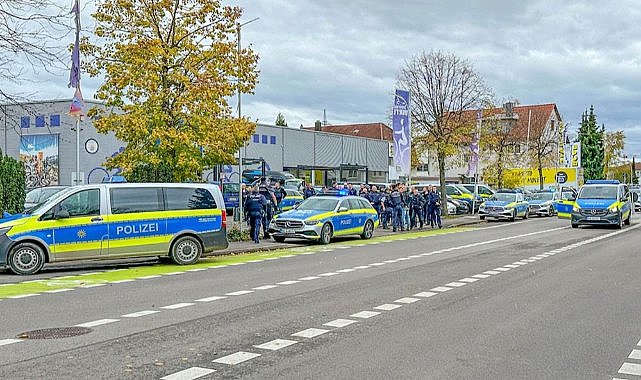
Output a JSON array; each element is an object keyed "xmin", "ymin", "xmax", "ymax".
[
  {"xmin": 455, "ymin": 185, "xmax": 472, "ymax": 194},
  {"xmin": 296, "ymin": 197, "xmax": 338, "ymax": 211},
  {"xmin": 222, "ymin": 183, "xmax": 239, "ymax": 194},
  {"xmin": 24, "ymin": 189, "xmax": 41, "ymax": 203},
  {"xmin": 490, "ymin": 193, "xmax": 516, "ymax": 203},
  {"xmin": 529, "ymin": 193, "xmax": 554, "ymax": 201},
  {"xmin": 578, "ymin": 186, "xmax": 618, "ymax": 199},
  {"xmin": 286, "ymin": 190, "xmax": 302, "ymax": 197},
  {"xmin": 27, "ymin": 186, "xmax": 78, "ymax": 215}
]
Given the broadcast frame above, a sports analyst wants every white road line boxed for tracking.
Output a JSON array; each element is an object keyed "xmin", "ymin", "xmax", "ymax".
[
  {"xmin": 350, "ymin": 311, "xmax": 381, "ymax": 319},
  {"xmin": 638, "ymin": 338, "xmax": 641, "ymax": 346},
  {"xmin": 619, "ymin": 362, "xmax": 641, "ymax": 376},
  {"xmin": 445, "ymin": 282, "xmax": 466, "ymax": 287},
  {"xmin": 8, "ymin": 293, "xmax": 40, "ymax": 299},
  {"xmin": 195, "ymin": 296, "xmax": 226, "ymax": 302},
  {"xmin": 161, "ymin": 303, "xmax": 195, "ymax": 310},
  {"xmin": 160, "ymin": 367, "xmax": 215, "ymax": 380},
  {"xmin": 138, "ymin": 275, "xmax": 162, "ymax": 279},
  {"xmin": 44, "ymin": 288, "xmax": 74, "ymax": 293},
  {"xmin": 514, "ymin": 261, "xmax": 529, "ymax": 265},
  {"xmin": 408, "ymin": 255, "xmax": 422, "ymax": 258},
  {"xmin": 628, "ymin": 349, "xmax": 641, "ymax": 360},
  {"xmin": 504, "ymin": 264, "xmax": 520, "ymax": 268},
  {"xmin": 111, "ymin": 279, "xmax": 135, "ymax": 284},
  {"xmin": 253, "ymin": 285, "xmax": 278, "ymax": 290},
  {"xmin": 264, "ymin": 257, "xmax": 280, "ymax": 260},
  {"xmin": 298, "ymin": 276, "xmax": 320, "ymax": 281},
  {"xmin": 292, "ymin": 328, "xmax": 329, "ymax": 338},
  {"xmin": 522, "ymin": 259, "xmax": 537, "ymax": 263},
  {"xmin": 280, "ymin": 255, "xmax": 295, "ymax": 258},
  {"xmin": 397, "ymin": 257, "xmax": 411, "ymax": 261},
  {"xmin": 414, "ymin": 292, "xmax": 437, "ymax": 298},
  {"xmin": 336, "ymin": 269, "xmax": 355, "ymax": 273},
  {"xmin": 75, "ymin": 318, "xmax": 120, "ymax": 328},
  {"xmin": 318, "ymin": 272, "xmax": 339, "ymax": 277},
  {"xmin": 247, "ymin": 260, "xmax": 264, "ymax": 263},
  {"xmin": 121, "ymin": 310, "xmax": 160, "ymax": 318},
  {"xmin": 323, "ymin": 319, "xmax": 357, "ymax": 328},
  {"xmin": 277, "ymin": 280, "xmax": 300, "ymax": 285},
  {"xmin": 78, "ymin": 272, "xmax": 103, "ymax": 276},
  {"xmin": 458, "ymin": 278, "xmax": 479, "ymax": 283},
  {"xmin": 483, "ymin": 270, "xmax": 501, "ymax": 275},
  {"xmin": 353, "ymin": 265, "xmax": 371, "ymax": 269},
  {"xmin": 384, "ymin": 259, "xmax": 399, "ymax": 263},
  {"xmin": 254, "ymin": 339, "xmax": 298, "ymax": 351},
  {"xmin": 225, "ymin": 290, "xmax": 254, "ymax": 296},
  {"xmin": 472, "ymin": 274, "xmax": 490, "ymax": 279},
  {"xmin": 373, "ymin": 304, "xmax": 402, "ymax": 311},
  {"xmin": 228, "ymin": 263, "xmax": 246, "ymax": 266},
  {"xmin": 431, "ymin": 286, "xmax": 452, "ymax": 292},
  {"xmin": 394, "ymin": 297, "xmax": 420, "ymax": 304},
  {"xmin": 527, "ymin": 257, "xmax": 542, "ymax": 260},
  {"xmin": 80, "ymin": 283, "xmax": 106, "ymax": 288},
  {"xmin": 212, "ymin": 351, "xmax": 261, "ymax": 365},
  {"xmin": 0, "ymin": 339, "xmax": 23, "ymax": 346},
  {"xmin": 370, "ymin": 262, "xmax": 386, "ymax": 266},
  {"xmin": 494, "ymin": 267, "xmax": 511, "ymax": 272},
  {"xmin": 162, "ymin": 272, "xmax": 184, "ymax": 276}
]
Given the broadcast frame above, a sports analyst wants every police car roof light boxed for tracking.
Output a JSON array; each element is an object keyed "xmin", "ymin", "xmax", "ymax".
[{"xmin": 585, "ymin": 180, "xmax": 620, "ymax": 185}]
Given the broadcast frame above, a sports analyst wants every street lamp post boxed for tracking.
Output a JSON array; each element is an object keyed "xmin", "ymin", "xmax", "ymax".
[{"xmin": 236, "ymin": 17, "xmax": 259, "ymax": 232}]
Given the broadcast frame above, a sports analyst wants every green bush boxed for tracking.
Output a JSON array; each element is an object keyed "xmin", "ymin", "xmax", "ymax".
[
  {"xmin": 0, "ymin": 150, "xmax": 26, "ymax": 214},
  {"xmin": 127, "ymin": 162, "xmax": 175, "ymax": 182},
  {"xmin": 226, "ymin": 225, "xmax": 250, "ymax": 242}
]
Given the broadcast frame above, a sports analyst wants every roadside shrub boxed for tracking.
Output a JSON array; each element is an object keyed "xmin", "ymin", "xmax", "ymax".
[{"xmin": 0, "ymin": 150, "xmax": 26, "ymax": 214}]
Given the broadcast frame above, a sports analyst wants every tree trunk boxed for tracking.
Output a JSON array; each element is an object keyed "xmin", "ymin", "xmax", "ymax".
[
  {"xmin": 538, "ymin": 155, "xmax": 544, "ymax": 190},
  {"xmin": 438, "ymin": 152, "xmax": 447, "ymax": 216}
]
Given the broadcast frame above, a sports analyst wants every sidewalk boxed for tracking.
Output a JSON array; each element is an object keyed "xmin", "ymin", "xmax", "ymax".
[{"xmin": 219, "ymin": 214, "xmax": 483, "ymax": 256}]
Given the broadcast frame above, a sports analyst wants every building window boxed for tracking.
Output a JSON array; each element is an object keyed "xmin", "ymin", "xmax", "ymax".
[
  {"xmin": 50, "ymin": 114, "xmax": 60, "ymax": 127},
  {"xmin": 270, "ymin": 135, "xmax": 276, "ymax": 145},
  {"xmin": 261, "ymin": 134, "xmax": 268, "ymax": 144},
  {"xmin": 252, "ymin": 134, "xmax": 259, "ymax": 143},
  {"xmin": 35, "ymin": 115, "xmax": 45, "ymax": 128},
  {"xmin": 416, "ymin": 164, "xmax": 429, "ymax": 172},
  {"xmin": 20, "ymin": 116, "xmax": 30, "ymax": 129}
]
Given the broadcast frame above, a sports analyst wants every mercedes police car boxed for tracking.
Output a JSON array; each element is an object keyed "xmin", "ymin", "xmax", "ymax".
[
  {"xmin": 269, "ymin": 195, "xmax": 379, "ymax": 244},
  {"xmin": 571, "ymin": 180, "xmax": 635, "ymax": 229},
  {"xmin": 527, "ymin": 191, "xmax": 559, "ymax": 217},
  {"xmin": 478, "ymin": 190, "xmax": 530, "ymax": 221}
]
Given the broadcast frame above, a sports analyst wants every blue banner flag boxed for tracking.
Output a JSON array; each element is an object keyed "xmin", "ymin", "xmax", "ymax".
[{"xmin": 392, "ymin": 89, "xmax": 411, "ymax": 177}]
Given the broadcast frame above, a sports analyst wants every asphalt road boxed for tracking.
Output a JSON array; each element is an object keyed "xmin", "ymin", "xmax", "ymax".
[{"xmin": 1, "ymin": 216, "xmax": 640, "ymax": 379}]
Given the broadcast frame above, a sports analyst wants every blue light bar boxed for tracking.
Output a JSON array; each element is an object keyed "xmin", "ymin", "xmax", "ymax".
[{"xmin": 585, "ymin": 180, "xmax": 620, "ymax": 185}]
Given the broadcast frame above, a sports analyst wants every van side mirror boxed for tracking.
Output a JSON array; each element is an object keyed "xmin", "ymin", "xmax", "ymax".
[{"xmin": 54, "ymin": 209, "xmax": 70, "ymax": 219}]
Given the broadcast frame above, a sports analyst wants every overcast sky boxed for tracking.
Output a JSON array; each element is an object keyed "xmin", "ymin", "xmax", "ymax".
[{"xmin": 8, "ymin": 0, "xmax": 641, "ymax": 156}]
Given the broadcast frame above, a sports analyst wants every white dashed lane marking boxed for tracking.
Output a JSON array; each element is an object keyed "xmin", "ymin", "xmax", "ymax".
[
  {"xmin": 471, "ymin": 274, "xmax": 490, "ymax": 279},
  {"xmin": 160, "ymin": 303, "xmax": 195, "ymax": 310},
  {"xmin": 318, "ymin": 272, "xmax": 339, "ymax": 277},
  {"xmin": 394, "ymin": 297, "xmax": 420, "ymax": 304},
  {"xmin": 212, "ymin": 351, "xmax": 261, "ymax": 365},
  {"xmin": 458, "ymin": 278, "xmax": 479, "ymax": 283},
  {"xmin": 195, "ymin": 296, "xmax": 226, "ymax": 303},
  {"xmin": 252, "ymin": 285, "xmax": 278, "ymax": 290},
  {"xmin": 254, "ymin": 339, "xmax": 298, "ymax": 351},
  {"xmin": 291, "ymin": 328, "xmax": 329, "ymax": 338},
  {"xmin": 298, "ymin": 276, "xmax": 320, "ymax": 281},
  {"xmin": 445, "ymin": 282, "xmax": 466, "ymax": 287},
  {"xmin": 628, "ymin": 349, "xmax": 641, "ymax": 360},
  {"xmin": 160, "ymin": 366, "xmax": 215, "ymax": 380},
  {"xmin": 0, "ymin": 339, "xmax": 22, "ymax": 346},
  {"xmin": 414, "ymin": 292, "xmax": 437, "ymax": 298},
  {"xmin": 350, "ymin": 311, "xmax": 381, "ymax": 319},
  {"xmin": 494, "ymin": 267, "xmax": 511, "ymax": 272},
  {"xmin": 277, "ymin": 280, "xmax": 300, "ymax": 285},
  {"xmin": 121, "ymin": 310, "xmax": 160, "ymax": 318},
  {"xmin": 373, "ymin": 304, "xmax": 402, "ymax": 311},
  {"xmin": 431, "ymin": 286, "xmax": 452, "ymax": 292},
  {"xmin": 323, "ymin": 319, "xmax": 357, "ymax": 328},
  {"xmin": 618, "ymin": 362, "xmax": 641, "ymax": 376},
  {"xmin": 75, "ymin": 319, "xmax": 120, "ymax": 328},
  {"xmin": 483, "ymin": 270, "xmax": 501, "ymax": 275},
  {"xmin": 225, "ymin": 290, "xmax": 254, "ymax": 296}
]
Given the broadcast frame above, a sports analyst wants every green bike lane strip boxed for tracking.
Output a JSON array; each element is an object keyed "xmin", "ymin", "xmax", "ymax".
[{"xmin": 0, "ymin": 227, "xmax": 471, "ymax": 299}]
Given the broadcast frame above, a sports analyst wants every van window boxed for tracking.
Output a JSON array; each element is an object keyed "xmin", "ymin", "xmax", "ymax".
[
  {"xmin": 111, "ymin": 188, "xmax": 163, "ymax": 214},
  {"xmin": 165, "ymin": 187, "xmax": 217, "ymax": 210},
  {"xmin": 60, "ymin": 189, "xmax": 101, "ymax": 217}
]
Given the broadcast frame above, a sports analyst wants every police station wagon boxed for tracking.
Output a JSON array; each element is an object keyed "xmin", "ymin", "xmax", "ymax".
[{"xmin": 0, "ymin": 183, "xmax": 228, "ymax": 275}]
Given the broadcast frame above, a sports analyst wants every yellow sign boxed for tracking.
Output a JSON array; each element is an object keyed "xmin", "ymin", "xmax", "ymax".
[
  {"xmin": 506, "ymin": 167, "xmax": 578, "ymax": 187},
  {"xmin": 571, "ymin": 143, "xmax": 580, "ymax": 167}
]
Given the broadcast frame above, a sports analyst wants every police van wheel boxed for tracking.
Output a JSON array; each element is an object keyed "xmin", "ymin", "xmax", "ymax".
[
  {"xmin": 523, "ymin": 210, "xmax": 529, "ymax": 219},
  {"xmin": 319, "ymin": 223, "xmax": 332, "ymax": 245},
  {"xmin": 170, "ymin": 236, "xmax": 202, "ymax": 265},
  {"xmin": 8, "ymin": 242, "xmax": 45, "ymax": 275},
  {"xmin": 360, "ymin": 220, "xmax": 374, "ymax": 239},
  {"xmin": 273, "ymin": 236, "xmax": 286, "ymax": 243},
  {"xmin": 479, "ymin": 215, "xmax": 485, "ymax": 220},
  {"xmin": 571, "ymin": 223, "xmax": 578, "ymax": 228},
  {"xmin": 510, "ymin": 210, "xmax": 516, "ymax": 222}
]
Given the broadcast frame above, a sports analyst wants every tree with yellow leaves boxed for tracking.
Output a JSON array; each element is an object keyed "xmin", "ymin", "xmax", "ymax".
[{"xmin": 87, "ymin": 0, "xmax": 259, "ymax": 181}]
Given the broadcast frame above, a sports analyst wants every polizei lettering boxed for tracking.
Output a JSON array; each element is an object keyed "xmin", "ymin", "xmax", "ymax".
[{"xmin": 115, "ymin": 223, "xmax": 159, "ymax": 236}]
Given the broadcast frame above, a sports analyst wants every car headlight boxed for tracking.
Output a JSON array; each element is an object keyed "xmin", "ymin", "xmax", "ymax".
[
  {"xmin": 573, "ymin": 205, "xmax": 580, "ymax": 212},
  {"xmin": 304, "ymin": 219, "xmax": 319, "ymax": 226},
  {"xmin": 504, "ymin": 207, "xmax": 513, "ymax": 211},
  {"xmin": 610, "ymin": 207, "xmax": 619, "ymax": 214}
]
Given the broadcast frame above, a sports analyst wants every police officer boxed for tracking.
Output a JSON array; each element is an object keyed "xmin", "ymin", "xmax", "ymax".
[
  {"xmin": 427, "ymin": 186, "xmax": 442, "ymax": 228},
  {"xmin": 272, "ymin": 180, "xmax": 287, "ymax": 212},
  {"xmin": 368, "ymin": 185, "xmax": 384, "ymax": 226},
  {"xmin": 304, "ymin": 183, "xmax": 316, "ymax": 199},
  {"xmin": 244, "ymin": 185, "xmax": 268, "ymax": 243},
  {"xmin": 258, "ymin": 178, "xmax": 277, "ymax": 238},
  {"xmin": 389, "ymin": 184, "xmax": 404, "ymax": 232},
  {"xmin": 409, "ymin": 186, "xmax": 425, "ymax": 229},
  {"xmin": 382, "ymin": 188, "xmax": 393, "ymax": 229}
]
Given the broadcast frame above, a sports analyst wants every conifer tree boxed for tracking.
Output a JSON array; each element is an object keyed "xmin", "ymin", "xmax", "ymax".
[{"xmin": 578, "ymin": 106, "xmax": 605, "ymax": 180}]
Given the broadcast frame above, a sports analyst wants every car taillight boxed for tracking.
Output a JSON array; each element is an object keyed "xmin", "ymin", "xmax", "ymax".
[{"xmin": 221, "ymin": 211, "xmax": 227, "ymax": 229}]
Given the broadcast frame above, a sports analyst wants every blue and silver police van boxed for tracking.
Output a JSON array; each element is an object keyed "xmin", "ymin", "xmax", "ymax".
[
  {"xmin": 571, "ymin": 180, "xmax": 635, "ymax": 229},
  {"xmin": 0, "ymin": 183, "xmax": 228, "ymax": 275}
]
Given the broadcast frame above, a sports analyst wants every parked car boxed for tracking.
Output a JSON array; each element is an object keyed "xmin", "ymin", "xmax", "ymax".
[
  {"xmin": 478, "ymin": 190, "xmax": 530, "ymax": 221},
  {"xmin": 210, "ymin": 181, "xmax": 240, "ymax": 215},
  {"xmin": 631, "ymin": 188, "xmax": 641, "ymax": 212},
  {"xmin": 447, "ymin": 196, "xmax": 469, "ymax": 214},
  {"xmin": 459, "ymin": 184, "xmax": 495, "ymax": 199},
  {"xmin": 527, "ymin": 191, "xmax": 559, "ymax": 217},
  {"xmin": 23, "ymin": 186, "xmax": 68, "ymax": 212}
]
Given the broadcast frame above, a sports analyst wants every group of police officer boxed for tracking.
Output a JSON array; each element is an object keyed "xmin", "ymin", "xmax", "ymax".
[
  {"xmin": 360, "ymin": 184, "xmax": 443, "ymax": 231},
  {"xmin": 244, "ymin": 178, "xmax": 444, "ymax": 244}
]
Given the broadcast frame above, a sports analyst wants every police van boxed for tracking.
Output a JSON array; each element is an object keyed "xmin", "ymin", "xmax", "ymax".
[
  {"xmin": 570, "ymin": 180, "xmax": 636, "ymax": 229},
  {"xmin": 0, "ymin": 183, "xmax": 228, "ymax": 275}
]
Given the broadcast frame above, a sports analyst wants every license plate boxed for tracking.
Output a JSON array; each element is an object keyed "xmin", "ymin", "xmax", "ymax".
[
  {"xmin": 587, "ymin": 216, "xmax": 600, "ymax": 221},
  {"xmin": 281, "ymin": 228, "xmax": 296, "ymax": 234}
]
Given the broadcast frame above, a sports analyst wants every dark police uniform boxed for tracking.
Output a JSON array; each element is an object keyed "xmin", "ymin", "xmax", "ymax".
[
  {"xmin": 259, "ymin": 184, "xmax": 277, "ymax": 238},
  {"xmin": 273, "ymin": 186, "xmax": 287, "ymax": 212},
  {"xmin": 303, "ymin": 186, "xmax": 316, "ymax": 199},
  {"xmin": 389, "ymin": 188, "xmax": 404, "ymax": 232},
  {"xmin": 244, "ymin": 191, "xmax": 268, "ymax": 243},
  {"xmin": 409, "ymin": 191, "xmax": 425, "ymax": 229},
  {"xmin": 427, "ymin": 191, "xmax": 442, "ymax": 228},
  {"xmin": 368, "ymin": 190, "xmax": 384, "ymax": 225}
]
